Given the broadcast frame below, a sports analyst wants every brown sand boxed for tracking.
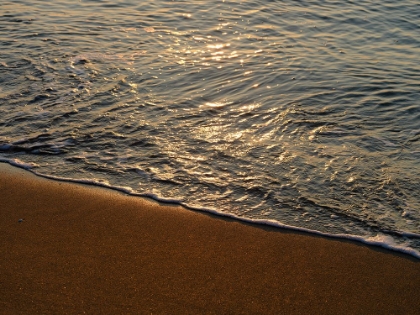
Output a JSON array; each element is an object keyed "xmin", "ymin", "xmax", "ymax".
[{"xmin": 0, "ymin": 162, "xmax": 419, "ymax": 315}]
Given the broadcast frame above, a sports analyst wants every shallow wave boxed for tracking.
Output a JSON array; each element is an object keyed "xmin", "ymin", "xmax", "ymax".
[
  {"xmin": 1, "ymin": 158, "xmax": 419, "ymax": 259},
  {"xmin": 1, "ymin": 0, "xmax": 419, "ymax": 257}
]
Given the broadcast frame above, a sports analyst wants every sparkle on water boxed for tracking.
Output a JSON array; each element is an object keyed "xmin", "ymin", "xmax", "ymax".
[{"xmin": 1, "ymin": 0, "xmax": 419, "ymax": 255}]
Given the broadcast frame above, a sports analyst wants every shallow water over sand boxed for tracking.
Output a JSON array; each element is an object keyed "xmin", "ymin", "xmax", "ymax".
[{"xmin": 1, "ymin": 0, "xmax": 419, "ymax": 256}]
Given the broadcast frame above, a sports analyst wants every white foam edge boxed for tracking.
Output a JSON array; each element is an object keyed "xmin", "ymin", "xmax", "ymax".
[{"xmin": 1, "ymin": 157, "xmax": 419, "ymax": 260}]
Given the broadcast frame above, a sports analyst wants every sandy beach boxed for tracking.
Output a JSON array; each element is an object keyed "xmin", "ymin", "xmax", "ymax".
[{"xmin": 1, "ymin": 162, "xmax": 419, "ymax": 314}]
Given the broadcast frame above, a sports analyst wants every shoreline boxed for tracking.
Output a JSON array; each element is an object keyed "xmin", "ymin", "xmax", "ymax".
[
  {"xmin": 2, "ymin": 160, "xmax": 419, "ymax": 259},
  {"xmin": 1, "ymin": 162, "xmax": 419, "ymax": 314}
]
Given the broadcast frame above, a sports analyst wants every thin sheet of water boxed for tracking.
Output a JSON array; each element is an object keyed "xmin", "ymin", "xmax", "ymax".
[{"xmin": 1, "ymin": 0, "xmax": 419, "ymax": 256}]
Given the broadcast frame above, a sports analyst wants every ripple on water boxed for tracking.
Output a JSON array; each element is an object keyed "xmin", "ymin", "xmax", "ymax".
[{"xmin": 0, "ymin": 0, "xmax": 419, "ymax": 257}]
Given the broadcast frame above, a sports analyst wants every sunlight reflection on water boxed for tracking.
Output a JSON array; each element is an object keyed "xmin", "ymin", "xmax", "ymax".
[{"xmin": 0, "ymin": 0, "xmax": 419, "ymax": 254}]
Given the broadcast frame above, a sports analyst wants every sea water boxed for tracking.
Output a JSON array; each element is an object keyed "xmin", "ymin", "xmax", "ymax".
[{"xmin": 1, "ymin": 0, "xmax": 419, "ymax": 258}]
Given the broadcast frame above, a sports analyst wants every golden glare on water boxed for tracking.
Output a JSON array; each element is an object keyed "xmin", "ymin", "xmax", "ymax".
[
  {"xmin": 205, "ymin": 102, "xmax": 226, "ymax": 107},
  {"xmin": 2, "ymin": 0, "xmax": 420, "ymax": 257},
  {"xmin": 203, "ymin": 100, "xmax": 233, "ymax": 108},
  {"xmin": 207, "ymin": 43, "xmax": 230, "ymax": 49}
]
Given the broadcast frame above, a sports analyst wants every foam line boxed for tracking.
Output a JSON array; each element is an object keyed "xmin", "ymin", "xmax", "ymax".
[{"xmin": 1, "ymin": 158, "xmax": 419, "ymax": 260}]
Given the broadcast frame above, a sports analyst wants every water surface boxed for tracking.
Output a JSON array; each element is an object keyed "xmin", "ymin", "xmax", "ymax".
[{"xmin": 1, "ymin": 0, "xmax": 419, "ymax": 256}]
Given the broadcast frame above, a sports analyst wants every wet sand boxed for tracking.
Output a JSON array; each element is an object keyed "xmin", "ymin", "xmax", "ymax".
[{"xmin": 1, "ymin": 162, "xmax": 419, "ymax": 314}]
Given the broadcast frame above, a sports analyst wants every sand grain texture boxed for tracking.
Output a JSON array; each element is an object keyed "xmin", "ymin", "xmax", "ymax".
[{"xmin": 1, "ymin": 163, "xmax": 419, "ymax": 314}]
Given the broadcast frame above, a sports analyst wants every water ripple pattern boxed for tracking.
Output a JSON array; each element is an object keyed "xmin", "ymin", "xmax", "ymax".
[{"xmin": 1, "ymin": 0, "xmax": 419, "ymax": 255}]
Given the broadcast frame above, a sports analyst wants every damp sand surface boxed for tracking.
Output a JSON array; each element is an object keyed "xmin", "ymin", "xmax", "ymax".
[{"xmin": 1, "ymin": 163, "xmax": 419, "ymax": 314}]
